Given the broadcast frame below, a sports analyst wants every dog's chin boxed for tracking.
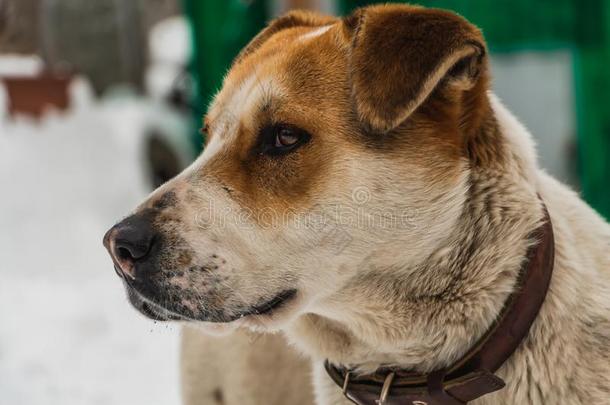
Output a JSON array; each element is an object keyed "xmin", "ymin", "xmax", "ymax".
[
  {"xmin": 189, "ymin": 321, "xmax": 240, "ymax": 336},
  {"xmin": 124, "ymin": 284, "xmax": 184, "ymax": 322},
  {"xmin": 233, "ymin": 290, "xmax": 305, "ymax": 332}
]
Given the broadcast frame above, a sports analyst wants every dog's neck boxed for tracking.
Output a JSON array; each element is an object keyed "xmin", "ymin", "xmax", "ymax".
[{"xmin": 286, "ymin": 95, "xmax": 543, "ymax": 374}]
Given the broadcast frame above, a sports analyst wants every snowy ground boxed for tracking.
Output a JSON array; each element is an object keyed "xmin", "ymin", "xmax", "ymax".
[{"xmin": 0, "ymin": 80, "xmax": 182, "ymax": 405}]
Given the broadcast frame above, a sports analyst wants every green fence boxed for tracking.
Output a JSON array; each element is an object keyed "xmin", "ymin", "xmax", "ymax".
[{"xmin": 182, "ymin": 0, "xmax": 268, "ymax": 149}]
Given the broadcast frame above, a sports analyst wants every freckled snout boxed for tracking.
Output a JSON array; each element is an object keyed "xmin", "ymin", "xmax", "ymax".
[{"xmin": 103, "ymin": 214, "xmax": 158, "ymax": 280}]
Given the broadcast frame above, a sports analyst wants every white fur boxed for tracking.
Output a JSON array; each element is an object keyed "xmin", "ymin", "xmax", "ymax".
[{"xmin": 300, "ymin": 25, "xmax": 332, "ymax": 41}]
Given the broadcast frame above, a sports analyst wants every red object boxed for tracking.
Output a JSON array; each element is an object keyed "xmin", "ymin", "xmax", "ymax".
[{"xmin": 3, "ymin": 73, "xmax": 72, "ymax": 118}]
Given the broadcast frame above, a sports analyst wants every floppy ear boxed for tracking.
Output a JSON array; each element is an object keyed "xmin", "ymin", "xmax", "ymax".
[
  {"xmin": 234, "ymin": 10, "xmax": 337, "ymax": 64},
  {"xmin": 344, "ymin": 5, "xmax": 487, "ymax": 133}
]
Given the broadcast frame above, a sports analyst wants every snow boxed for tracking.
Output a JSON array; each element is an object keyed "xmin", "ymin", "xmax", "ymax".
[
  {"xmin": 146, "ymin": 17, "xmax": 192, "ymax": 101},
  {"xmin": 148, "ymin": 17, "xmax": 191, "ymax": 66},
  {"xmin": 0, "ymin": 55, "xmax": 44, "ymax": 77},
  {"xmin": 0, "ymin": 78, "xmax": 181, "ymax": 405}
]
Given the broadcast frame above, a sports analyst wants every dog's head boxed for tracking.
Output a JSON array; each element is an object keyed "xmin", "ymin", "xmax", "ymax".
[{"xmin": 104, "ymin": 4, "xmax": 492, "ymax": 332}]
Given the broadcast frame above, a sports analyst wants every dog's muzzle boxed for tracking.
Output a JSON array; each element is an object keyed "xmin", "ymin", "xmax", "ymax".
[{"xmin": 103, "ymin": 211, "xmax": 298, "ymax": 323}]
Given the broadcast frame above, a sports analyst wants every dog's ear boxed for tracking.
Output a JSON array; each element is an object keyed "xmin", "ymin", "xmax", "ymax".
[
  {"xmin": 344, "ymin": 4, "xmax": 487, "ymax": 133},
  {"xmin": 235, "ymin": 10, "xmax": 337, "ymax": 64}
]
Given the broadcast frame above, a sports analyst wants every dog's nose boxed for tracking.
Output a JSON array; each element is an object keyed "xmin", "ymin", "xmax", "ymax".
[{"xmin": 103, "ymin": 215, "xmax": 156, "ymax": 280}]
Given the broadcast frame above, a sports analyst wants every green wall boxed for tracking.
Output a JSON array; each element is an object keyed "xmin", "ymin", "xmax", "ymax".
[{"xmin": 182, "ymin": 0, "xmax": 268, "ymax": 149}]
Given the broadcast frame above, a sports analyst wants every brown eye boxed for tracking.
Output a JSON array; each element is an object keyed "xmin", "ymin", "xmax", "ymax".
[
  {"xmin": 259, "ymin": 124, "xmax": 310, "ymax": 156},
  {"xmin": 275, "ymin": 127, "xmax": 299, "ymax": 147}
]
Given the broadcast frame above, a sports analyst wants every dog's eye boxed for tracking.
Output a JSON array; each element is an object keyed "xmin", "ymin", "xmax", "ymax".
[
  {"xmin": 260, "ymin": 124, "xmax": 310, "ymax": 156},
  {"xmin": 275, "ymin": 127, "xmax": 299, "ymax": 147}
]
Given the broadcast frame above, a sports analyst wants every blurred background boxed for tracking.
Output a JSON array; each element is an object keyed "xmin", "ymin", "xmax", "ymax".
[{"xmin": 0, "ymin": 1, "xmax": 608, "ymax": 404}]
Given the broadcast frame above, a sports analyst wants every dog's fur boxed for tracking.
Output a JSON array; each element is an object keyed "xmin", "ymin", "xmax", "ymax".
[
  {"xmin": 180, "ymin": 326, "xmax": 314, "ymax": 404},
  {"xmin": 116, "ymin": 5, "xmax": 610, "ymax": 404}
]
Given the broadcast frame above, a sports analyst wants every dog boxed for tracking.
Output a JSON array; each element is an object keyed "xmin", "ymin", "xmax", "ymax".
[{"xmin": 104, "ymin": 4, "xmax": 610, "ymax": 404}]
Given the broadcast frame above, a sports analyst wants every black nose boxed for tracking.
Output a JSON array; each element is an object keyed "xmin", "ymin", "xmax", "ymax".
[{"xmin": 103, "ymin": 214, "xmax": 157, "ymax": 280}]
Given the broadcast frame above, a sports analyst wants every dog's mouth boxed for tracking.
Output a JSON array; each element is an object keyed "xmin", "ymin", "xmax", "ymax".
[
  {"xmin": 124, "ymin": 281, "xmax": 297, "ymax": 323},
  {"xmin": 232, "ymin": 289, "xmax": 297, "ymax": 319}
]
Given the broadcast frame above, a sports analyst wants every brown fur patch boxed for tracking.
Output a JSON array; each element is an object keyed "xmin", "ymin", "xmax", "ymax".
[
  {"xmin": 194, "ymin": 5, "xmax": 500, "ymax": 223},
  {"xmin": 185, "ymin": 3, "xmax": 514, "ymax": 232},
  {"xmin": 345, "ymin": 4, "xmax": 488, "ymax": 134},
  {"xmin": 194, "ymin": 24, "xmax": 355, "ymax": 221}
]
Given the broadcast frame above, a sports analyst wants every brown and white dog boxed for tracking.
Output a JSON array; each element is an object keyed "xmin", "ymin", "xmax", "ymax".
[{"xmin": 104, "ymin": 4, "xmax": 610, "ymax": 405}]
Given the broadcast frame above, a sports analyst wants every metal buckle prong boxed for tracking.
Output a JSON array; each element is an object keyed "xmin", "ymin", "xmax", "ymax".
[
  {"xmin": 342, "ymin": 371, "xmax": 351, "ymax": 394},
  {"xmin": 376, "ymin": 372, "xmax": 396, "ymax": 405}
]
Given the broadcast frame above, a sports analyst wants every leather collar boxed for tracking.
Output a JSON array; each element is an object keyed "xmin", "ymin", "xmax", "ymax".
[{"xmin": 325, "ymin": 203, "xmax": 555, "ymax": 405}]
